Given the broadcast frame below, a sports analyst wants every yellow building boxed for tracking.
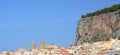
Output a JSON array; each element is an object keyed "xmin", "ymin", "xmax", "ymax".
[
  {"xmin": 101, "ymin": 42, "xmax": 113, "ymax": 50},
  {"xmin": 31, "ymin": 41, "xmax": 36, "ymax": 50},
  {"xmin": 39, "ymin": 40, "xmax": 45, "ymax": 49}
]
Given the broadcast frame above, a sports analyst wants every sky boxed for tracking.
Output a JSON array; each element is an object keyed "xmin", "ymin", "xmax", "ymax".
[{"xmin": 0, "ymin": 0, "xmax": 120, "ymax": 51}]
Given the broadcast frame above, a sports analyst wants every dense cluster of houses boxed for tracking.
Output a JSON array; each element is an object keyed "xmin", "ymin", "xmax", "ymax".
[{"xmin": 1, "ymin": 38, "xmax": 120, "ymax": 55}]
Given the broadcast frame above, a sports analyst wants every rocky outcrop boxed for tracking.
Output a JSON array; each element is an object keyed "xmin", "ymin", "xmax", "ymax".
[{"xmin": 76, "ymin": 10, "xmax": 120, "ymax": 45}]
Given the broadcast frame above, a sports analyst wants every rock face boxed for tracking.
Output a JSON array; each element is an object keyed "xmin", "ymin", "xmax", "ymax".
[{"xmin": 76, "ymin": 10, "xmax": 120, "ymax": 45}]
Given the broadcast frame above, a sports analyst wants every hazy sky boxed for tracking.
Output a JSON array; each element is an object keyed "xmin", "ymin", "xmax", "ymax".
[{"xmin": 0, "ymin": 0, "xmax": 120, "ymax": 51}]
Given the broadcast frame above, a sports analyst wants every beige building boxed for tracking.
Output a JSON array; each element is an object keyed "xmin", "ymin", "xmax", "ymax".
[
  {"xmin": 31, "ymin": 41, "xmax": 36, "ymax": 50},
  {"xmin": 39, "ymin": 40, "xmax": 45, "ymax": 49},
  {"xmin": 14, "ymin": 48, "xmax": 27, "ymax": 55}
]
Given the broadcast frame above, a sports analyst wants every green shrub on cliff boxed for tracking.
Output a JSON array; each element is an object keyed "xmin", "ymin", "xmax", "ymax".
[
  {"xmin": 82, "ymin": 4, "xmax": 120, "ymax": 18},
  {"xmin": 91, "ymin": 35, "xmax": 99, "ymax": 42},
  {"xmin": 118, "ymin": 36, "xmax": 120, "ymax": 40},
  {"xmin": 106, "ymin": 37, "xmax": 110, "ymax": 41}
]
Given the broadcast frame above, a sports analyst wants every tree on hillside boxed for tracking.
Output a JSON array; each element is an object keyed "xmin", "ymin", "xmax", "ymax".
[{"xmin": 81, "ymin": 4, "xmax": 120, "ymax": 18}]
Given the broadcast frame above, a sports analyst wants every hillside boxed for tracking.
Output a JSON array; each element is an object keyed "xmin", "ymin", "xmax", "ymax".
[{"xmin": 76, "ymin": 4, "xmax": 120, "ymax": 45}]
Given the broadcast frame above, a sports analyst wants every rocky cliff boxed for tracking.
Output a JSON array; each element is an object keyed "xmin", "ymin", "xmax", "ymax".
[{"xmin": 76, "ymin": 10, "xmax": 120, "ymax": 45}]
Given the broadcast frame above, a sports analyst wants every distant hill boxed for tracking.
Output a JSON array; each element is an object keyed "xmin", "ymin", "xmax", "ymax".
[{"xmin": 76, "ymin": 4, "xmax": 120, "ymax": 45}]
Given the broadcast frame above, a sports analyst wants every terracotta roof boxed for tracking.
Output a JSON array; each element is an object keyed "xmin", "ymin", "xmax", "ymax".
[
  {"xmin": 54, "ymin": 49, "xmax": 72, "ymax": 55},
  {"xmin": 98, "ymin": 50, "xmax": 106, "ymax": 54},
  {"xmin": 6, "ymin": 53, "xmax": 12, "ymax": 55}
]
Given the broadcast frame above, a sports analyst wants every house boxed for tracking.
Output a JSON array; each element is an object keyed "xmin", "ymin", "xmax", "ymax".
[{"xmin": 54, "ymin": 49, "xmax": 73, "ymax": 55}]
